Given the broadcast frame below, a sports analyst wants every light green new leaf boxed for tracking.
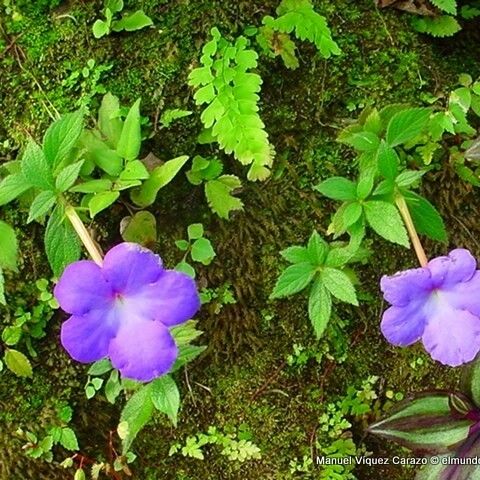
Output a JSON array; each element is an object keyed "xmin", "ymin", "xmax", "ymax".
[
  {"xmin": 150, "ymin": 375, "xmax": 180, "ymax": 426},
  {"xmin": 89, "ymin": 191, "xmax": 120, "ymax": 218},
  {"xmin": 364, "ymin": 201, "xmax": 409, "ymax": 247},
  {"xmin": 60, "ymin": 428, "xmax": 79, "ymax": 451},
  {"xmin": 116, "ymin": 99, "xmax": 141, "ymax": 161},
  {"xmin": 43, "ymin": 110, "xmax": 84, "ymax": 168},
  {"xmin": 321, "ymin": 267, "xmax": 358, "ymax": 305},
  {"xmin": 27, "ymin": 191, "xmax": 56, "ymax": 223},
  {"xmin": 44, "ymin": 207, "xmax": 81, "ymax": 277},
  {"xmin": 0, "ymin": 268, "xmax": 5, "ymax": 305},
  {"xmin": 113, "ymin": 10, "xmax": 153, "ymax": 32},
  {"xmin": 55, "ymin": 160, "xmax": 84, "ymax": 192},
  {"xmin": 120, "ymin": 384, "xmax": 154, "ymax": 454},
  {"xmin": 70, "ymin": 179, "xmax": 113, "ymax": 193},
  {"xmin": 21, "ymin": 141, "xmax": 54, "ymax": 190},
  {"xmin": 386, "ymin": 108, "xmax": 431, "ymax": 147},
  {"xmin": 307, "ymin": 231, "xmax": 327, "ymax": 265},
  {"xmin": 0, "ymin": 173, "xmax": 31, "ymax": 206},
  {"xmin": 187, "ymin": 223, "xmax": 204, "ymax": 240},
  {"xmin": 270, "ymin": 262, "xmax": 317, "ymax": 299},
  {"xmin": 0, "ymin": 220, "xmax": 18, "ymax": 271},
  {"xmin": 4, "ymin": 349, "xmax": 32, "ymax": 377},
  {"xmin": 92, "ymin": 19, "xmax": 110, "ymax": 39},
  {"xmin": 376, "ymin": 140, "xmax": 399, "ymax": 180},
  {"xmin": 98, "ymin": 93, "xmax": 123, "ymax": 148},
  {"xmin": 314, "ymin": 176, "xmax": 357, "ymax": 201},
  {"xmin": 204, "ymin": 175, "xmax": 243, "ymax": 219},
  {"xmin": 191, "ymin": 238, "xmax": 216, "ymax": 265},
  {"xmin": 280, "ymin": 246, "xmax": 310, "ymax": 264},
  {"xmin": 308, "ymin": 277, "xmax": 332, "ymax": 338},
  {"xmin": 131, "ymin": 156, "xmax": 189, "ymax": 207}
]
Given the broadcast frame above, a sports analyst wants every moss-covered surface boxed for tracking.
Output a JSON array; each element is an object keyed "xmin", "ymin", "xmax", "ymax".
[{"xmin": 1, "ymin": 1, "xmax": 480, "ymax": 479}]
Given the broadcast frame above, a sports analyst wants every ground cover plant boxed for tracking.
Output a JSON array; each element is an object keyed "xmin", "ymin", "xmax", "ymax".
[{"xmin": 1, "ymin": 1, "xmax": 480, "ymax": 479}]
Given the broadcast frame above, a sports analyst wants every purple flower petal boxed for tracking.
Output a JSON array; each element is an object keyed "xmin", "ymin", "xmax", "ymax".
[
  {"xmin": 108, "ymin": 316, "xmax": 178, "ymax": 382},
  {"xmin": 54, "ymin": 261, "xmax": 112, "ymax": 315},
  {"xmin": 103, "ymin": 243, "xmax": 163, "ymax": 294},
  {"xmin": 61, "ymin": 308, "xmax": 119, "ymax": 363},
  {"xmin": 381, "ymin": 300, "xmax": 427, "ymax": 346},
  {"xmin": 380, "ymin": 268, "xmax": 431, "ymax": 307},
  {"xmin": 422, "ymin": 302, "xmax": 480, "ymax": 367},
  {"xmin": 129, "ymin": 270, "xmax": 201, "ymax": 326},
  {"xmin": 443, "ymin": 272, "xmax": 480, "ymax": 317},
  {"xmin": 428, "ymin": 249, "xmax": 477, "ymax": 288}
]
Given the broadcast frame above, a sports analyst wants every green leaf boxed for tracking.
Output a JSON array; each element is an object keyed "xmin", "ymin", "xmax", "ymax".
[
  {"xmin": 412, "ymin": 15, "xmax": 461, "ymax": 37},
  {"xmin": 341, "ymin": 130, "xmax": 380, "ymax": 152},
  {"xmin": 87, "ymin": 359, "xmax": 112, "ymax": 376},
  {"xmin": 121, "ymin": 211, "xmax": 157, "ymax": 246},
  {"xmin": 204, "ymin": 175, "xmax": 243, "ymax": 219},
  {"xmin": 105, "ymin": 369, "xmax": 122, "ymax": 404},
  {"xmin": 80, "ymin": 131, "xmax": 123, "ymax": 176},
  {"xmin": 120, "ymin": 385, "xmax": 154, "ymax": 454},
  {"xmin": 131, "ymin": 156, "xmax": 189, "ymax": 207},
  {"xmin": 172, "ymin": 345, "xmax": 206, "ymax": 372},
  {"xmin": 21, "ymin": 141, "xmax": 54, "ymax": 190},
  {"xmin": 386, "ymin": 108, "xmax": 431, "ymax": 147},
  {"xmin": 0, "ymin": 173, "xmax": 31, "ymax": 206},
  {"xmin": 150, "ymin": 375, "xmax": 180, "ymax": 426},
  {"xmin": 187, "ymin": 223, "xmax": 204, "ymax": 240},
  {"xmin": 307, "ymin": 231, "xmax": 327, "ymax": 265},
  {"xmin": 116, "ymin": 99, "xmax": 142, "ymax": 161},
  {"xmin": 175, "ymin": 261, "xmax": 196, "ymax": 278},
  {"xmin": 98, "ymin": 93, "xmax": 123, "ymax": 148},
  {"xmin": 43, "ymin": 110, "xmax": 84, "ymax": 169},
  {"xmin": 368, "ymin": 393, "xmax": 472, "ymax": 454},
  {"xmin": 2, "ymin": 325, "xmax": 22, "ymax": 345},
  {"xmin": 27, "ymin": 191, "xmax": 56, "ymax": 223},
  {"xmin": 119, "ymin": 160, "xmax": 149, "ymax": 181},
  {"xmin": 60, "ymin": 428, "xmax": 79, "ymax": 451},
  {"xmin": 342, "ymin": 202, "xmax": 363, "ymax": 228},
  {"xmin": 55, "ymin": 160, "xmax": 84, "ymax": 192},
  {"xmin": 44, "ymin": 207, "xmax": 81, "ymax": 277},
  {"xmin": 364, "ymin": 200, "xmax": 409, "ymax": 247},
  {"xmin": 430, "ymin": 0, "xmax": 457, "ymax": 14},
  {"xmin": 404, "ymin": 192, "xmax": 447, "ymax": 243},
  {"xmin": 321, "ymin": 267, "xmax": 358, "ymax": 305},
  {"xmin": 395, "ymin": 170, "xmax": 425, "ymax": 188},
  {"xmin": 376, "ymin": 141, "xmax": 399, "ymax": 180},
  {"xmin": 93, "ymin": 19, "xmax": 110, "ymax": 38},
  {"xmin": 270, "ymin": 262, "xmax": 317, "ymax": 299},
  {"xmin": 4, "ymin": 349, "xmax": 32, "ymax": 377},
  {"xmin": 280, "ymin": 246, "xmax": 310, "ymax": 264},
  {"xmin": 0, "ymin": 220, "xmax": 18, "ymax": 271},
  {"xmin": 0, "ymin": 268, "xmax": 4, "ymax": 305},
  {"xmin": 191, "ymin": 238, "xmax": 215, "ymax": 265},
  {"xmin": 112, "ymin": 10, "xmax": 153, "ymax": 32},
  {"xmin": 308, "ymin": 277, "xmax": 332, "ymax": 339},
  {"xmin": 160, "ymin": 109, "xmax": 192, "ymax": 128},
  {"xmin": 70, "ymin": 179, "xmax": 113, "ymax": 193},
  {"xmin": 89, "ymin": 191, "xmax": 120, "ymax": 218},
  {"xmin": 314, "ymin": 176, "xmax": 357, "ymax": 201}
]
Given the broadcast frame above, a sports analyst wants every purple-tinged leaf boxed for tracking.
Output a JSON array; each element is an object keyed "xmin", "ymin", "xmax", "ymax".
[{"xmin": 368, "ymin": 392, "xmax": 474, "ymax": 454}]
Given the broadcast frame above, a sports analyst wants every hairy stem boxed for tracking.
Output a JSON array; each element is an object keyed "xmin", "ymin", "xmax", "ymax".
[
  {"xmin": 65, "ymin": 206, "xmax": 103, "ymax": 266},
  {"xmin": 395, "ymin": 195, "xmax": 428, "ymax": 267}
]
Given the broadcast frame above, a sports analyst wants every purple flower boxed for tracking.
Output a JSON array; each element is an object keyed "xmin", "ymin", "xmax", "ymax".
[
  {"xmin": 381, "ymin": 249, "xmax": 480, "ymax": 367},
  {"xmin": 54, "ymin": 242, "xmax": 200, "ymax": 382}
]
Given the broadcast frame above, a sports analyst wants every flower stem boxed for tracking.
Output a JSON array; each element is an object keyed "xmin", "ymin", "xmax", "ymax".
[
  {"xmin": 65, "ymin": 206, "xmax": 103, "ymax": 266},
  {"xmin": 395, "ymin": 195, "xmax": 428, "ymax": 268}
]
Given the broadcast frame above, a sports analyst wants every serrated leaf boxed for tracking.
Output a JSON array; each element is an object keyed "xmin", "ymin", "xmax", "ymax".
[
  {"xmin": 270, "ymin": 262, "xmax": 317, "ymax": 299},
  {"xmin": 150, "ymin": 376, "xmax": 180, "ymax": 426},
  {"xmin": 307, "ymin": 231, "xmax": 327, "ymax": 265},
  {"xmin": 204, "ymin": 175, "xmax": 243, "ymax": 219},
  {"xmin": 98, "ymin": 93, "xmax": 123, "ymax": 147},
  {"xmin": 412, "ymin": 15, "xmax": 461, "ymax": 37},
  {"xmin": 21, "ymin": 141, "xmax": 54, "ymax": 190},
  {"xmin": 116, "ymin": 99, "xmax": 141, "ymax": 161},
  {"xmin": 404, "ymin": 192, "xmax": 447, "ymax": 243},
  {"xmin": 27, "ymin": 191, "xmax": 56, "ymax": 223},
  {"xmin": 131, "ymin": 156, "xmax": 189, "ymax": 207},
  {"xmin": 430, "ymin": 0, "xmax": 457, "ymax": 15},
  {"xmin": 396, "ymin": 170, "xmax": 425, "ymax": 188},
  {"xmin": 0, "ymin": 220, "xmax": 18, "ymax": 271},
  {"xmin": 120, "ymin": 385, "xmax": 154, "ymax": 454},
  {"xmin": 280, "ymin": 245, "xmax": 311, "ymax": 264},
  {"xmin": 314, "ymin": 176, "xmax": 357, "ymax": 201},
  {"xmin": 386, "ymin": 108, "xmax": 431, "ymax": 147},
  {"xmin": 88, "ymin": 359, "xmax": 113, "ymax": 376},
  {"xmin": 60, "ymin": 427, "xmax": 79, "ymax": 451},
  {"xmin": 105, "ymin": 369, "xmax": 122, "ymax": 404},
  {"xmin": 377, "ymin": 140, "xmax": 399, "ymax": 180},
  {"xmin": 44, "ymin": 206, "xmax": 81, "ymax": 277},
  {"xmin": 0, "ymin": 173, "xmax": 31, "ymax": 206},
  {"xmin": 43, "ymin": 110, "xmax": 84, "ymax": 169},
  {"xmin": 364, "ymin": 200, "xmax": 409, "ymax": 247},
  {"xmin": 171, "ymin": 345, "xmax": 206, "ymax": 372},
  {"xmin": 4, "ymin": 349, "xmax": 32, "ymax": 377},
  {"xmin": 308, "ymin": 277, "xmax": 332, "ymax": 338},
  {"xmin": 55, "ymin": 160, "xmax": 85, "ymax": 192},
  {"xmin": 321, "ymin": 267, "xmax": 358, "ymax": 305}
]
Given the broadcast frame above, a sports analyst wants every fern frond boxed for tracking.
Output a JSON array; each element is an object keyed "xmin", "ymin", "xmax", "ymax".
[
  {"xmin": 188, "ymin": 28, "xmax": 273, "ymax": 181},
  {"xmin": 271, "ymin": 0, "xmax": 340, "ymax": 59},
  {"xmin": 412, "ymin": 15, "xmax": 461, "ymax": 37}
]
